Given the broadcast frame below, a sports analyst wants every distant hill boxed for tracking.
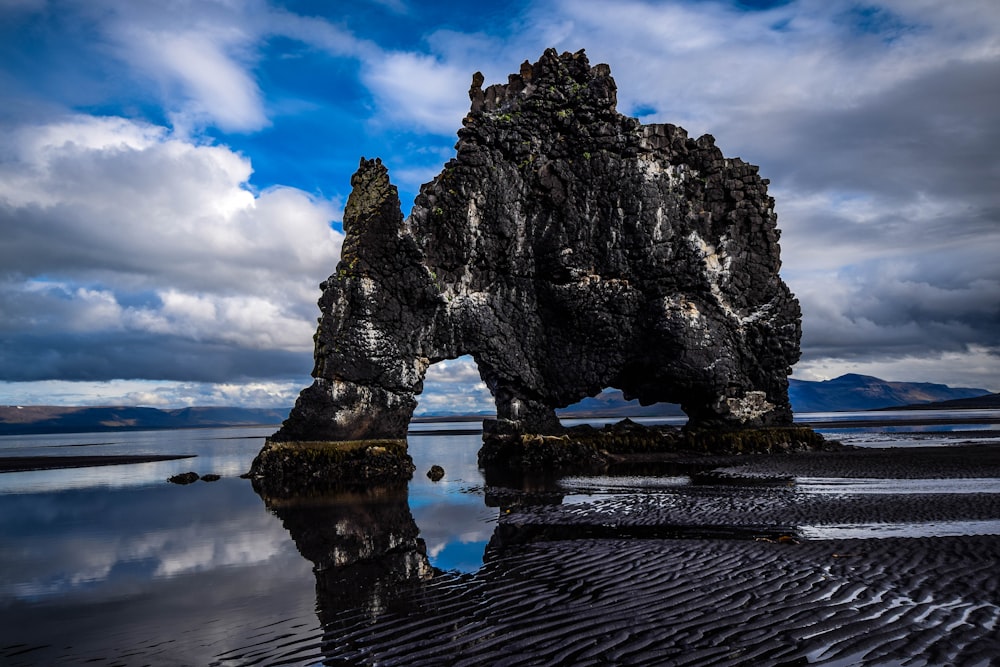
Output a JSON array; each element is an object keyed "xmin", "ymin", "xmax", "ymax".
[
  {"xmin": 0, "ymin": 405, "xmax": 289, "ymax": 436},
  {"xmin": 886, "ymin": 393, "xmax": 1000, "ymax": 411},
  {"xmin": 557, "ymin": 390, "xmax": 685, "ymax": 418},
  {"xmin": 787, "ymin": 374, "xmax": 990, "ymax": 413}
]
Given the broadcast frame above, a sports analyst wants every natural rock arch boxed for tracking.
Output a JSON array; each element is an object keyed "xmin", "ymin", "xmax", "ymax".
[{"xmin": 266, "ymin": 48, "xmax": 801, "ymax": 455}]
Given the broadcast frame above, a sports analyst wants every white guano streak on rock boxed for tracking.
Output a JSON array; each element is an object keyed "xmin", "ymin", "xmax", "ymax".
[
  {"xmin": 726, "ymin": 390, "xmax": 775, "ymax": 422},
  {"xmin": 440, "ymin": 196, "xmax": 482, "ymax": 304},
  {"xmin": 354, "ymin": 278, "xmax": 390, "ymax": 357},
  {"xmin": 688, "ymin": 231, "xmax": 738, "ymax": 322},
  {"xmin": 638, "ymin": 158, "xmax": 684, "ymax": 242},
  {"xmin": 660, "ymin": 294, "xmax": 712, "ymax": 347}
]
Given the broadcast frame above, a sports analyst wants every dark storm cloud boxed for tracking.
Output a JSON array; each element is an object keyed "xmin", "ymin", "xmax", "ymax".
[
  {"xmin": 753, "ymin": 58, "xmax": 1000, "ymax": 207},
  {"xmin": 756, "ymin": 57, "xmax": 1000, "ymax": 377}
]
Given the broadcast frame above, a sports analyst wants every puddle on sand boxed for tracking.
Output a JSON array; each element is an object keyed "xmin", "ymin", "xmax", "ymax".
[
  {"xmin": 795, "ymin": 477, "xmax": 1000, "ymax": 495},
  {"xmin": 558, "ymin": 475, "xmax": 690, "ymax": 495},
  {"xmin": 795, "ymin": 477, "xmax": 1000, "ymax": 539},
  {"xmin": 800, "ymin": 520, "xmax": 1000, "ymax": 540}
]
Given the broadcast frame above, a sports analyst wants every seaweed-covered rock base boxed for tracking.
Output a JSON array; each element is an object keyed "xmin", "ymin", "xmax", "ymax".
[
  {"xmin": 480, "ymin": 420, "xmax": 839, "ymax": 473},
  {"xmin": 246, "ymin": 439, "xmax": 414, "ymax": 497}
]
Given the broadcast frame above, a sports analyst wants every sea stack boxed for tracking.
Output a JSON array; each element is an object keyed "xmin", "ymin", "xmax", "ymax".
[{"xmin": 249, "ymin": 48, "xmax": 807, "ymax": 485}]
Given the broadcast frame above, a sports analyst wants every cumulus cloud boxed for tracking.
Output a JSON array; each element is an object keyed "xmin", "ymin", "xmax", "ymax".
[
  {"xmin": 0, "ymin": 115, "xmax": 342, "ymax": 387},
  {"xmin": 360, "ymin": 51, "xmax": 471, "ymax": 135},
  {"xmin": 415, "ymin": 356, "xmax": 494, "ymax": 415}
]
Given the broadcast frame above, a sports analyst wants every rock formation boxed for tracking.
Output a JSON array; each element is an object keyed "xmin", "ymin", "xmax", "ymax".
[{"xmin": 252, "ymin": 48, "xmax": 804, "ymax": 480}]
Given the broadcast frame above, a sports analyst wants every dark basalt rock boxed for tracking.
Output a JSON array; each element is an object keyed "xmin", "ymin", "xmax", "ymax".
[
  {"xmin": 167, "ymin": 471, "xmax": 199, "ymax": 485},
  {"xmin": 254, "ymin": 48, "xmax": 808, "ymax": 480}
]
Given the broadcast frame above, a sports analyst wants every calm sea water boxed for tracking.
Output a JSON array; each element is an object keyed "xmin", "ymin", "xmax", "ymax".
[{"xmin": 1, "ymin": 411, "xmax": 998, "ymax": 665}]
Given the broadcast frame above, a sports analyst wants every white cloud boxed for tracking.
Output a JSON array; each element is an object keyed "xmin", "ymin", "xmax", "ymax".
[
  {"xmin": 424, "ymin": 357, "xmax": 483, "ymax": 385},
  {"xmin": 128, "ymin": 29, "xmax": 268, "ymax": 133},
  {"xmin": 1, "ymin": 113, "xmax": 342, "ymax": 291},
  {"xmin": 0, "ymin": 114, "xmax": 341, "ymax": 389},
  {"xmin": 415, "ymin": 356, "xmax": 494, "ymax": 415},
  {"xmin": 529, "ymin": 0, "xmax": 1000, "ymax": 135},
  {"xmin": 58, "ymin": 0, "xmax": 277, "ymax": 134},
  {"xmin": 266, "ymin": 7, "xmax": 378, "ymax": 60},
  {"xmin": 361, "ymin": 51, "xmax": 471, "ymax": 135},
  {"xmin": 129, "ymin": 290, "xmax": 315, "ymax": 351}
]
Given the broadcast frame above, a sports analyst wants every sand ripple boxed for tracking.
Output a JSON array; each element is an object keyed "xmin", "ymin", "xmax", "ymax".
[
  {"xmin": 312, "ymin": 446, "xmax": 1000, "ymax": 665},
  {"xmin": 314, "ymin": 535, "xmax": 1000, "ymax": 665}
]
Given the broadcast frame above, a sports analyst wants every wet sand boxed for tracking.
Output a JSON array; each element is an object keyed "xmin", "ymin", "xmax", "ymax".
[
  {"xmin": 318, "ymin": 536, "xmax": 1000, "ymax": 665},
  {"xmin": 317, "ymin": 443, "xmax": 1000, "ymax": 665},
  {"xmin": 0, "ymin": 454, "xmax": 196, "ymax": 473}
]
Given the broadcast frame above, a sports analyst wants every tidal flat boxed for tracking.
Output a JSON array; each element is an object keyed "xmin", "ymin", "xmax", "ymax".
[{"xmin": 1, "ymin": 412, "xmax": 999, "ymax": 665}]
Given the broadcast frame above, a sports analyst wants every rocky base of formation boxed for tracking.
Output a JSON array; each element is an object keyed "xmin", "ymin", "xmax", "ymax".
[
  {"xmin": 245, "ymin": 439, "xmax": 415, "ymax": 497},
  {"xmin": 479, "ymin": 419, "xmax": 838, "ymax": 473}
]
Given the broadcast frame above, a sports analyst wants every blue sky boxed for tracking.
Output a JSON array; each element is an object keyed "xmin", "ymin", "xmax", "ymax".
[{"xmin": 1, "ymin": 0, "xmax": 998, "ymax": 411}]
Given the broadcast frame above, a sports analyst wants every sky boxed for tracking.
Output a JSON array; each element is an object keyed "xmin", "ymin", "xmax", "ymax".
[{"xmin": 0, "ymin": 0, "xmax": 998, "ymax": 413}]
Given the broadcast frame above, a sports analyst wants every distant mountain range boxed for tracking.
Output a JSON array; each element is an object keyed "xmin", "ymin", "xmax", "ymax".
[
  {"xmin": 787, "ymin": 374, "xmax": 990, "ymax": 413},
  {"xmin": 0, "ymin": 375, "xmax": 993, "ymax": 435},
  {"xmin": 0, "ymin": 405, "xmax": 288, "ymax": 436},
  {"xmin": 558, "ymin": 373, "xmax": 991, "ymax": 417},
  {"xmin": 888, "ymin": 392, "xmax": 1000, "ymax": 410}
]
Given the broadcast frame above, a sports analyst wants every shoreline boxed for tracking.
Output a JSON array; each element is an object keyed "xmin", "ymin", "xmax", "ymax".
[
  {"xmin": 407, "ymin": 413, "xmax": 1000, "ymax": 437},
  {"xmin": 5, "ymin": 417, "xmax": 998, "ymax": 474}
]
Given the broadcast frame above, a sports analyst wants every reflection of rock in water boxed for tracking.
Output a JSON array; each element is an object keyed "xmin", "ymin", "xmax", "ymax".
[
  {"xmin": 253, "ymin": 473, "xmax": 1000, "ymax": 665},
  {"xmin": 256, "ymin": 483, "xmax": 434, "ymax": 623}
]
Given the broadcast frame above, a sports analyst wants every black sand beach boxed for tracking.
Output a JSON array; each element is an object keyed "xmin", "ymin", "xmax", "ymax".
[
  {"xmin": 313, "ymin": 441, "xmax": 1000, "ymax": 666},
  {"xmin": 317, "ymin": 535, "xmax": 999, "ymax": 665}
]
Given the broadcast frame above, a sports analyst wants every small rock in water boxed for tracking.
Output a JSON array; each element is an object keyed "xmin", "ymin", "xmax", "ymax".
[
  {"xmin": 168, "ymin": 471, "xmax": 200, "ymax": 485},
  {"xmin": 427, "ymin": 465, "xmax": 445, "ymax": 482},
  {"xmin": 200, "ymin": 473, "xmax": 221, "ymax": 482}
]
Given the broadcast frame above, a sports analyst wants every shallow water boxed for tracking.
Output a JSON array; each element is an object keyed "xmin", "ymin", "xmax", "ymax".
[
  {"xmin": 799, "ymin": 519, "xmax": 1000, "ymax": 539},
  {"xmin": 2, "ymin": 411, "xmax": 999, "ymax": 665}
]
